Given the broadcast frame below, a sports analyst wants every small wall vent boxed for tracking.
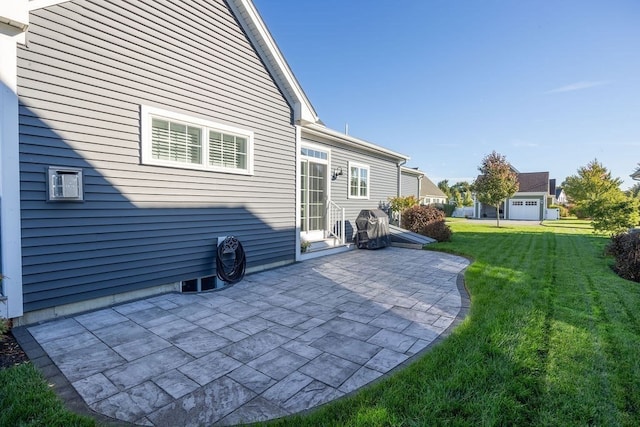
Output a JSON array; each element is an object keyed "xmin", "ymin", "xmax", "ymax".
[
  {"xmin": 47, "ymin": 167, "xmax": 84, "ymax": 202},
  {"xmin": 181, "ymin": 275, "xmax": 219, "ymax": 293}
]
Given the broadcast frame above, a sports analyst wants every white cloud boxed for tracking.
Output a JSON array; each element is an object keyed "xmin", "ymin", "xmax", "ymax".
[{"xmin": 546, "ymin": 80, "xmax": 610, "ymax": 93}]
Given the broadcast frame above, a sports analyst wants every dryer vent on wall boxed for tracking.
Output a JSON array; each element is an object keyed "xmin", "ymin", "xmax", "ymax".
[{"xmin": 47, "ymin": 167, "xmax": 84, "ymax": 202}]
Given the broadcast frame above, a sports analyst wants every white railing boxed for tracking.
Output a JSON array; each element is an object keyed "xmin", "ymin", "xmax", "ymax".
[{"xmin": 327, "ymin": 200, "xmax": 345, "ymax": 245}]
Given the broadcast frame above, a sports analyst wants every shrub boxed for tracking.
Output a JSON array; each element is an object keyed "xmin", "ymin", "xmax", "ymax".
[
  {"xmin": 569, "ymin": 205, "xmax": 590, "ymax": 219},
  {"xmin": 606, "ymin": 232, "xmax": 640, "ymax": 282},
  {"xmin": 0, "ymin": 318, "xmax": 8, "ymax": 336},
  {"xmin": 0, "ymin": 275, "xmax": 6, "ymax": 336},
  {"xmin": 429, "ymin": 203, "xmax": 456, "ymax": 217},
  {"xmin": 592, "ymin": 197, "xmax": 640, "ymax": 235},
  {"xmin": 549, "ymin": 204, "xmax": 569, "ymax": 218},
  {"xmin": 558, "ymin": 205, "xmax": 569, "ymax": 218},
  {"xmin": 402, "ymin": 205, "xmax": 452, "ymax": 242},
  {"xmin": 388, "ymin": 196, "xmax": 419, "ymax": 214}
]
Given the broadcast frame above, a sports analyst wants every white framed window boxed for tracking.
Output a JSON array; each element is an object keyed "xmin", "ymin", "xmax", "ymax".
[
  {"xmin": 141, "ymin": 105, "xmax": 253, "ymax": 175},
  {"xmin": 301, "ymin": 146, "xmax": 328, "ymax": 161},
  {"xmin": 348, "ymin": 161, "xmax": 369, "ymax": 199}
]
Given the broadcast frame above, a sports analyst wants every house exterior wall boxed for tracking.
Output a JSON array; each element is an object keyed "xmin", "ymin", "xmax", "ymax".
[
  {"xmin": 17, "ymin": 0, "xmax": 297, "ymax": 313},
  {"xmin": 301, "ymin": 133, "xmax": 400, "ymax": 240},
  {"xmin": 400, "ymin": 172, "xmax": 420, "ymax": 198},
  {"xmin": 421, "ymin": 195, "xmax": 447, "ymax": 205}
]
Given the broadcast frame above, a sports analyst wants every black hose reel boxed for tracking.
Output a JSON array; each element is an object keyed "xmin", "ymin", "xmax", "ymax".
[{"xmin": 216, "ymin": 236, "xmax": 246, "ymax": 285}]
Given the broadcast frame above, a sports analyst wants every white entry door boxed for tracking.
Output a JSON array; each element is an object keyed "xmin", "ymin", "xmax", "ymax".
[{"xmin": 300, "ymin": 145, "xmax": 329, "ymax": 241}]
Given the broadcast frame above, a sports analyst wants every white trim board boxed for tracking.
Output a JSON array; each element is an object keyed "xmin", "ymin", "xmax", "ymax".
[{"xmin": 0, "ymin": 27, "xmax": 25, "ymax": 319}]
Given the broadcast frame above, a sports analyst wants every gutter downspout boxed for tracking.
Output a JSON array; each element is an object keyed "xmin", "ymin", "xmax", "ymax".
[
  {"xmin": 396, "ymin": 160, "xmax": 407, "ymax": 227},
  {"xmin": 396, "ymin": 160, "xmax": 407, "ymax": 197},
  {"xmin": 294, "ymin": 124, "xmax": 301, "ymax": 262}
]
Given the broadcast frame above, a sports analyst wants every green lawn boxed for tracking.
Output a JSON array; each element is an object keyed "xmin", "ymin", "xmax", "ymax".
[
  {"xmin": 0, "ymin": 363, "xmax": 95, "ymax": 426},
  {"xmin": 2, "ymin": 219, "xmax": 639, "ymax": 426},
  {"xmin": 271, "ymin": 219, "xmax": 640, "ymax": 426}
]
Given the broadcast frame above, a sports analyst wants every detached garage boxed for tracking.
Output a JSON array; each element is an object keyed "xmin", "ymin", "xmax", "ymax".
[
  {"xmin": 509, "ymin": 199, "xmax": 541, "ymax": 220},
  {"xmin": 474, "ymin": 171, "xmax": 553, "ymax": 221}
]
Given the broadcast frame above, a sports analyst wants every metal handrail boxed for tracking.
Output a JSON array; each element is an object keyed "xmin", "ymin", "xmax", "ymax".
[{"xmin": 326, "ymin": 200, "xmax": 345, "ymax": 245}]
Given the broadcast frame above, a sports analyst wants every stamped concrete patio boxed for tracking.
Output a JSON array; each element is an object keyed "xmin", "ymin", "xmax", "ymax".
[{"xmin": 16, "ymin": 247, "xmax": 469, "ymax": 426}]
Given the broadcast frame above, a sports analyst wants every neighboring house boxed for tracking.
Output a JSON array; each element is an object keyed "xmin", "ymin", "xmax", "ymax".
[
  {"xmin": 419, "ymin": 176, "xmax": 448, "ymax": 205},
  {"xmin": 0, "ymin": 0, "xmax": 413, "ymax": 324},
  {"xmin": 555, "ymin": 187, "xmax": 568, "ymax": 205},
  {"xmin": 400, "ymin": 166, "xmax": 424, "ymax": 199},
  {"xmin": 474, "ymin": 171, "xmax": 553, "ymax": 221}
]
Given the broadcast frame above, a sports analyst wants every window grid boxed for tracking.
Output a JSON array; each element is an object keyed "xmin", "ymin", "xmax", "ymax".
[
  {"xmin": 349, "ymin": 163, "xmax": 370, "ymax": 199},
  {"xmin": 152, "ymin": 119, "xmax": 202, "ymax": 165},
  {"xmin": 209, "ymin": 131, "xmax": 247, "ymax": 169},
  {"xmin": 301, "ymin": 147, "xmax": 328, "ymax": 160}
]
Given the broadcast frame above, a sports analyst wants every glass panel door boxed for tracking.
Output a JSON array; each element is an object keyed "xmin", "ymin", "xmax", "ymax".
[{"xmin": 301, "ymin": 159, "xmax": 327, "ymax": 238}]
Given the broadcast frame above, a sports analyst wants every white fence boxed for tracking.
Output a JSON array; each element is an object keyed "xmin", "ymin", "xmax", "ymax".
[
  {"xmin": 545, "ymin": 208, "xmax": 560, "ymax": 220},
  {"xmin": 452, "ymin": 207, "xmax": 475, "ymax": 218}
]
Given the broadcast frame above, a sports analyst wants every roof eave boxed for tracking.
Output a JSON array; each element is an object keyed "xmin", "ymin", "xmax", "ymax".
[
  {"xmin": 0, "ymin": 1, "xmax": 29, "ymax": 30},
  {"xmin": 400, "ymin": 166, "xmax": 424, "ymax": 177},
  {"xmin": 302, "ymin": 123, "xmax": 410, "ymax": 162},
  {"xmin": 228, "ymin": 0, "xmax": 319, "ymax": 125}
]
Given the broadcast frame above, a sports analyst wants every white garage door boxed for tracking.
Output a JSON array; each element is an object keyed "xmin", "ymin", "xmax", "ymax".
[{"xmin": 510, "ymin": 199, "xmax": 540, "ymax": 220}]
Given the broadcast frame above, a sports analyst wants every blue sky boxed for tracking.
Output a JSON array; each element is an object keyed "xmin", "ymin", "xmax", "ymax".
[{"xmin": 253, "ymin": 0, "xmax": 640, "ymax": 190}]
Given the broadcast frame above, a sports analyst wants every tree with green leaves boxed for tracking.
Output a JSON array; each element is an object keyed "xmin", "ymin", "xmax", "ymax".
[
  {"xmin": 627, "ymin": 182, "xmax": 640, "ymax": 199},
  {"xmin": 451, "ymin": 189, "xmax": 462, "ymax": 207},
  {"xmin": 450, "ymin": 181, "xmax": 474, "ymax": 207},
  {"xmin": 591, "ymin": 197, "xmax": 640, "ymax": 235},
  {"xmin": 473, "ymin": 151, "xmax": 519, "ymax": 227},
  {"xmin": 451, "ymin": 181, "xmax": 472, "ymax": 194},
  {"xmin": 563, "ymin": 159, "xmax": 639, "ymax": 234},
  {"xmin": 562, "ymin": 159, "xmax": 624, "ymax": 218},
  {"xmin": 437, "ymin": 180, "xmax": 451, "ymax": 200},
  {"xmin": 388, "ymin": 195, "xmax": 419, "ymax": 227},
  {"xmin": 462, "ymin": 189, "xmax": 474, "ymax": 207}
]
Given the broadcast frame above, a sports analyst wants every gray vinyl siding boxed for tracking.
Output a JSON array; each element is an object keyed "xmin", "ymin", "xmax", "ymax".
[
  {"xmin": 301, "ymin": 134, "xmax": 400, "ymax": 241},
  {"xmin": 401, "ymin": 172, "xmax": 419, "ymax": 198},
  {"xmin": 17, "ymin": 0, "xmax": 296, "ymax": 312}
]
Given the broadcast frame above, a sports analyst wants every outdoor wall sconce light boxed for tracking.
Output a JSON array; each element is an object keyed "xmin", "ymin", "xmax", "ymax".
[{"xmin": 332, "ymin": 167, "xmax": 343, "ymax": 180}]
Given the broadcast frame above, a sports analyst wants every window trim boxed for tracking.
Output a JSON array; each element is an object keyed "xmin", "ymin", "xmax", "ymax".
[
  {"xmin": 300, "ymin": 142, "xmax": 329, "ymax": 165},
  {"xmin": 348, "ymin": 161, "xmax": 370, "ymax": 199},
  {"xmin": 141, "ymin": 105, "xmax": 254, "ymax": 175}
]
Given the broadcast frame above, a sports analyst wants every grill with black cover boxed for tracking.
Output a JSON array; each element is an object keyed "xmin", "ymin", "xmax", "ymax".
[{"xmin": 355, "ymin": 209, "xmax": 390, "ymax": 249}]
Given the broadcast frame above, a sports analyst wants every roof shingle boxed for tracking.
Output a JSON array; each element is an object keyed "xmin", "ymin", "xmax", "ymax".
[{"xmin": 517, "ymin": 172, "xmax": 549, "ymax": 193}]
